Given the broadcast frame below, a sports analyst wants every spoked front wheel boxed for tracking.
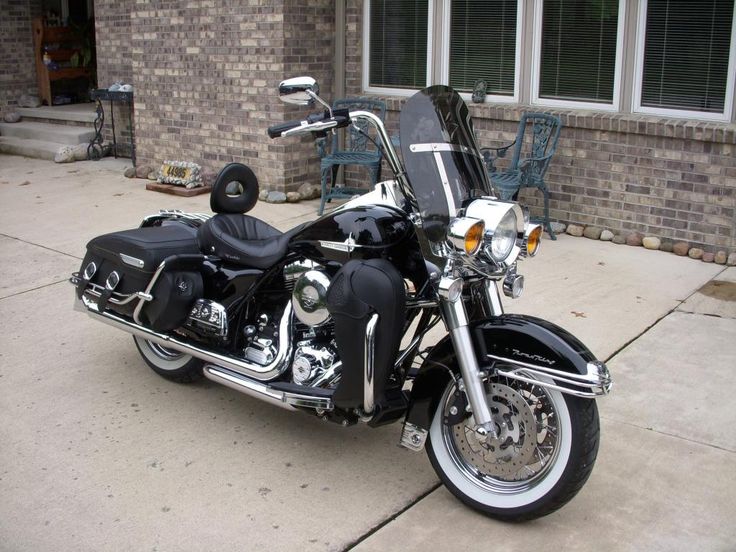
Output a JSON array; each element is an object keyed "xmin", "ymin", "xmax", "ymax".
[
  {"xmin": 426, "ymin": 370, "xmax": 600, "ymax": 521},
  {"xmin": 133, "ymin": 336, "xmax": 204, "ymax": 383}
]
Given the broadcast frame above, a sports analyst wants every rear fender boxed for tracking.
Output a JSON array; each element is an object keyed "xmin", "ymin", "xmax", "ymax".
[{"xmin": 405, "ymin": 314, "xmax": 611, "ymax": 431}]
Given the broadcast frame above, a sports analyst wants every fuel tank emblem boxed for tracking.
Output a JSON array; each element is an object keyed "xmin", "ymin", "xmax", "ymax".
[{"xmin": 319, "ymin": 233, "xmax": 361, "ymax": 253}]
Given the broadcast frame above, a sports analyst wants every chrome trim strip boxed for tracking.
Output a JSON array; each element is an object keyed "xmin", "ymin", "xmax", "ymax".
[
  {"xmin": 488, "ymin": 354, "xmax": 613, "ymax": 398},
  {"xmin": 409, "ymin": 143, "xmax": 477, "ymax": 155},
  {"xmin": 77, "ymin": 295, "xmax": 294, "ymax": 381},
  {"xmin": 282, "ymin": 391, "xmax": 334, "ymax": 410},
  {"xmin": 119, "ymin": 253, "xmax": 145, "ymax": 269},
  {"xmin": 432, "ymin": 150, "xmax": 457, "ymax": 215},
  {"xmin": 364, "ymin": 313, "xmax": 379, "ymax": 414}
]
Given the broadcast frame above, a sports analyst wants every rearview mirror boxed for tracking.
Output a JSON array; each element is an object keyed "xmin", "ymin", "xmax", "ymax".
[{"xmin": 279, "ymin": 76, "xmax": 319, "ymax": 106}]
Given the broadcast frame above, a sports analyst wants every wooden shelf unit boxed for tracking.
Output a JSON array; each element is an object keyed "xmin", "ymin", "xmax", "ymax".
[{"xmin": 32, "ymin": 17, "xmax": 91, "ymax": 106}]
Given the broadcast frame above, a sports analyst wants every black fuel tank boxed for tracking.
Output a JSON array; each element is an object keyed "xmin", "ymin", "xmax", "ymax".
[{"xmin": 289, "ymin": 205, "xmax": 417, "ymax": 265}]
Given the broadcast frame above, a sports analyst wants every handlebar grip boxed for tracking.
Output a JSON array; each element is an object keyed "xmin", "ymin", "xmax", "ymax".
[{"xmin": 267, "ymin": 119, "xmax": 304, "ymax": 139}]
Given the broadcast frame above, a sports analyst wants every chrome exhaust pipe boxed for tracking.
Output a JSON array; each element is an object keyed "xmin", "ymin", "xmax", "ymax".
[
  {"xmin": 202, "ymin": 365, "xmax": 296, "ymax": 411},
  {"xmin": 77, "ymin": 295, "xmax": 292, "ymax": 382}
]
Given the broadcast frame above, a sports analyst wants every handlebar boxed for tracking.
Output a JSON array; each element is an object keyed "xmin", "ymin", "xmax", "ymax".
[{"xmin": 267, "ymin": 110, "xmax": 351, "ymax": 139}]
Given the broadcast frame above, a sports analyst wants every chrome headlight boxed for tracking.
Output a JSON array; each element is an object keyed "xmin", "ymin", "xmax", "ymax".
[
  {"xmin": 488, "ymin": 210, "xmax": 517, "ymax": 262},
  {"xmin": 465, "ymin": 198, "xmax": 525, "ymax": 267}
]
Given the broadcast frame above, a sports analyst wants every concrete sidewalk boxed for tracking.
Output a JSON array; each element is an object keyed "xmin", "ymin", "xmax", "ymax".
[{"xmin": 0, "ymin": 155, "xmax": 734, "ymax": 551}]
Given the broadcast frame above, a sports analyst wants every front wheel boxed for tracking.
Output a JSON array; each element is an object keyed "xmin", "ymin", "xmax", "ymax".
[
  {"xmin": 426, "ymin": 371, "xmax": 600, "ymax": 521},
  {"xmin": 133, "ymin": 336, "xmax": 204, "ymax": 383}
]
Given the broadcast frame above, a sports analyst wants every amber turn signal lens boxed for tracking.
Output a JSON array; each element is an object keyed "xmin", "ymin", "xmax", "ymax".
[
  {"xmin": 464, "ymin": 220, "xmax": 485, "ymax": 255},
  {"xmin": 526, "ymin": 225, "xmax": 542, "ymax": 257}
]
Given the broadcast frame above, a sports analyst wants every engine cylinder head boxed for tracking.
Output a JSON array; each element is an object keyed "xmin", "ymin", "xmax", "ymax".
[{"xmin": 292, "ymin": 269, "xmax": 331, "ymax": 326}]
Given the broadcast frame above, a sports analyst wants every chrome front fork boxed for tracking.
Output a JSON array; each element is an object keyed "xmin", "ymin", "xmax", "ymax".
[{"xmin": 439, "ymin": 277, "xmax": 504, "ymax": 439}]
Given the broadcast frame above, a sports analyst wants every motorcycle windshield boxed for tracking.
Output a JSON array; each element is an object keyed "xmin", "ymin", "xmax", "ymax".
[{"xmin": 399, "ymin": 85, "xmax": 492, "ymax": 242}]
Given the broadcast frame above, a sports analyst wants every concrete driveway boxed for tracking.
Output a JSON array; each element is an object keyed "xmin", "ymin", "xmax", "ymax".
[{"xmin": 1, "ymin": 155, "xmax": 734, "ymax": 551}]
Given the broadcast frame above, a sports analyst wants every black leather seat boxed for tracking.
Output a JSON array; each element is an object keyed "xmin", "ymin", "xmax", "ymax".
[{"xmin": 198, "ymin": 214, "xmax": 303, "ymax": 269}]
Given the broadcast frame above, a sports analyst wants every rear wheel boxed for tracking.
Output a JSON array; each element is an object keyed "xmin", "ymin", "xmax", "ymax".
[
  {"xmin": 133, "ymin": 336, "xmax": 204, "ymax": 383},
  {"xmin": 426, "ymin": 370, "xmax": 600, "ymax": 521}
]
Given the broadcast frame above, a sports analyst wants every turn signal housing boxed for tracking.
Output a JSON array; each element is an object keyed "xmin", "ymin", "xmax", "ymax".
[
  {"xmin": 525, "ymin": 225, "xmax": 543, "ymax": 257},
  {"xmin": 448, "ymin": 217, "xmax": 485, "ymax": 255}
]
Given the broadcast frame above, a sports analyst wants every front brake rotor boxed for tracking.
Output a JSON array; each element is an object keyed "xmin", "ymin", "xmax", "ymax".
[{"xmin": 451, "ymin": 383, "xmax": 538, "ymax": 479}]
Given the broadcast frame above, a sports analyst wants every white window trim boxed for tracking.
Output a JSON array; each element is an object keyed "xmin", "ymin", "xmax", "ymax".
[
  {"xmin": 530, "ymin": 0, "xmax": 626, "ymax": 111},
  {"xmin": 440, "ymin": 0, "xmax": 523, "ymax": 104},
  {"xmin": 632, "ymin": 0, "xmax": 736, "ymax": 122},
  {"xmin": 362, "ymin": 0, "xmax": 435, "ymax": 96}
]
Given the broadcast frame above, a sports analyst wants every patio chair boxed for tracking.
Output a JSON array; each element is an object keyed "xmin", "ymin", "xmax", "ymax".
[
  {"xmin": 316, "ymin": 98, "xmax": 386, "ymax": 215},
  {"xmin": 482, "ymin": 112, "xmax": 562, "ymax": 239}
]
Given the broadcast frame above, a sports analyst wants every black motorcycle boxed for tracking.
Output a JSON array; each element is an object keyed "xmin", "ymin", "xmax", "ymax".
[{"xmin": 71, "ymin": 77, "xmax": 612, "ymax": 521}]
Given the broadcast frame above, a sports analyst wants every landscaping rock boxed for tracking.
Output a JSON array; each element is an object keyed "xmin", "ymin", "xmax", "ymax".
[
  {"xmin": 612, "ymin": 235, "xmax": 626, "ymax": 245},
  {"xmin": 124, "ymin": 166, "xmax": 136, "ymax": 178},
  {"xmin": 266, "ymin": 191, "xmax": 287, "ymax": 204},
  {"xmin": 566, "ymin": 224, "xmax": 584, "ymax": 237},
  {"xmin": 727, "ymin": 253, "xmax": 736, "ymax": 266},
  {"xmin": 600, "ymin": 229, "xmax": 614, "ymax": 241},
  {"xmin": 715, "ymin": 251, "xmax": 727, "ymax": 265},
  {"xmin": 136, "ymin": 164, "xmax": 153, "ymax": 179},
  {"xmin": 202, "ymin": 170, "xmax": 217, "ymax": 187},
  {"xmin": 147, "ymin": 172, "xmax": 158, "ymax": 180},
  {"xmin": 297, "ymin": 182, "xmax": 321, "ymax": 200},
  {"xmin": 3, "ymin": 111, "xmax": 21, "ymax": 123},
  {"xmin": 71, "ymin": 143, "xmax": 89, "ymax": 161},
  {"xmin": 642, "ymin": 236, "xmax": 661, "ymax": 250},
  {"xmin": 702, "ymin": 252, "xmax": 715, "ymax": 263},
  {"xmin": 18, "ymin": 94, "xmax": 41, "ymax": 108},
  {"xmin": 54, "ymin": 146, "xmax": 75, "ymax": 163},
  {"xmin": 549, "ymin": 221, "xmax": 566, "ymax": 235},
  {"xmin": 258, "ymin": 189, "xmax": 269, "ymax": 201},
  {"xmin": 583, "ymin": 226, "xmax": 603, "ymax": 240},
  {"xmin": 688, "ymin": 248, "xmax": 703, "ymax": 260},
  {"xmin": 286, "ymin": 191, "xmax": 301, "ymax": 203},
  {"xmin": 626, "ymin": 233, "xmax": 643, "ymax": 247},
  {"xmin": 673, "ymin": 242, "xmax": 689, "ymax": 256},
  {"xmin": 659, "ymin": 241, "xmax": 674, "ymax": 253}
]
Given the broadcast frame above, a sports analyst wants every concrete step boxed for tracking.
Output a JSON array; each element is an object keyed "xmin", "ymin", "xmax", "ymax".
[
  {"xmin": 0, "ymin": 121, "xmax": 95, "ymax": 145},
  {"xmin": 0, "ymin": 136, "xmax": 67, "ymax": 161},
  {"xmin": 16, "ymin": 104, "xmax": 97, "ymax": 124}
]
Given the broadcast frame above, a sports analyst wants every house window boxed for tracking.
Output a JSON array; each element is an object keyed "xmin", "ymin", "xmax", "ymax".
[
  {"xmin": 448, "ymin": 0, "xmax": 518, "ymax": 96},
  {"xmin": 636, "ymin": 0, "xmax": 735, "ymax": 118},
  {"xmin": 534, "ymin": 0, "xmax": 623, "ymax": 107},
  {"xmin": 367, "ymin": 0, "xmax": 431, "ymax": 90}
]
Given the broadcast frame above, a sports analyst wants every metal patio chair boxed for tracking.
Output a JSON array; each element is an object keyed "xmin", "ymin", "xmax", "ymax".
[
  {"xmin": 482, "ymin": 112, "xmax": 562, "ymax": 239},
  {"xmin": 316, "ymin": 98, "xmax": 386, "ymax": 215}
]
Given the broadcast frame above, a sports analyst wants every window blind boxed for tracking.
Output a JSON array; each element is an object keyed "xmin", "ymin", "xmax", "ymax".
[
  {"xmin": 539, "ymin": 0, "xmax": 620, "ymax": 103},
  {"xmin": 449, "ymin": 0, "xmax": 518, "ymax": 95},
  {"xmin": 641, "ymin": 0, "xmax": 734, "ymax": 113},
  {"xmin": 369, "ymin": 0, "xmax": 429, "ymax": 89}
]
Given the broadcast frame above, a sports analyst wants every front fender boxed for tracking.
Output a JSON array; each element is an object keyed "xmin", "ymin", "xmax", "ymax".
[{"xmin": 405, "ymin": 314, "xmax": 611, "ymax": 431}]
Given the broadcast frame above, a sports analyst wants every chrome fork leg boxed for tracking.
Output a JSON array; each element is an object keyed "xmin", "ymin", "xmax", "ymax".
[{"xmin": 439, "ymin": 278, "xmax": 497, "ymax": 439}]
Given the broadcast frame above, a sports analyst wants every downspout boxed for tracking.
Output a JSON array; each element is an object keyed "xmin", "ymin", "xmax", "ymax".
[{"xmin": 334, "ymin": 0, "xmax": 346, "ymax": 181}]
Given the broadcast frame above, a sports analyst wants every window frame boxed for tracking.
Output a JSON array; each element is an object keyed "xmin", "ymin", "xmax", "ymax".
[
  {"xmin": 439, "ymin": 0, "xmax": 523, "ymax": 104},
  {"xmin": 530, "ymin": 0, "xmax": 627, "ymax": 111},
  {"xmin": 362, "ymin": 0, "xmax": 436, "ymax": 96},
  {"xmin": 632, "ymin": 0, "xmax": 736, "ymax": 122}
]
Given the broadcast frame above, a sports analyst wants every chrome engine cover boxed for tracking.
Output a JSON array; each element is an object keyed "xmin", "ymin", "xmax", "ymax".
[
  {"xmin": 292, "ymin": 344, "xmax": 338, "ymax": 386},
  {"xmin": 292, "ymin": 269, "xmax": 331, "ymax": 327}
]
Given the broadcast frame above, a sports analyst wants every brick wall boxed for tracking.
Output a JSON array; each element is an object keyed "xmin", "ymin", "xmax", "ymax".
[
  {"xmin": 114, "ymin": 0, "xmax": 334, "ymax": 190},
  {"xmin": 0, "ymin": 0, "xmax": 42, "ymax": 116},
  {"xmin": 343, "ymin": 1, "xmax": 736, "ymax": 253}
]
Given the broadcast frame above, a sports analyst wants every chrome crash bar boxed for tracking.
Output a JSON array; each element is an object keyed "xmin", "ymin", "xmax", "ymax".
[{"xmin": 487, "ymin": 354, "xmax": 613, "ymax": 398}]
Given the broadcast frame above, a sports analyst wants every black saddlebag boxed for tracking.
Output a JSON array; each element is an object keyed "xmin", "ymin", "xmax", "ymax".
[{"xmin": 77, "ymin": 223, "xmax": 203, "ymax": 330}]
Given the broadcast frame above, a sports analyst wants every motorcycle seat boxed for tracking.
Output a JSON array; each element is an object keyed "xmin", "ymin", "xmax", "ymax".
[{"xmin": 197, "ymin": 214, "xmax": 303, "ymax": 269}]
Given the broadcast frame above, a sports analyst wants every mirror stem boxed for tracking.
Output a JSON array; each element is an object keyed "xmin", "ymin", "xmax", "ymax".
[{"xmin": 308, "ymin": 90, "xmax": 333, "ymax": 117}]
